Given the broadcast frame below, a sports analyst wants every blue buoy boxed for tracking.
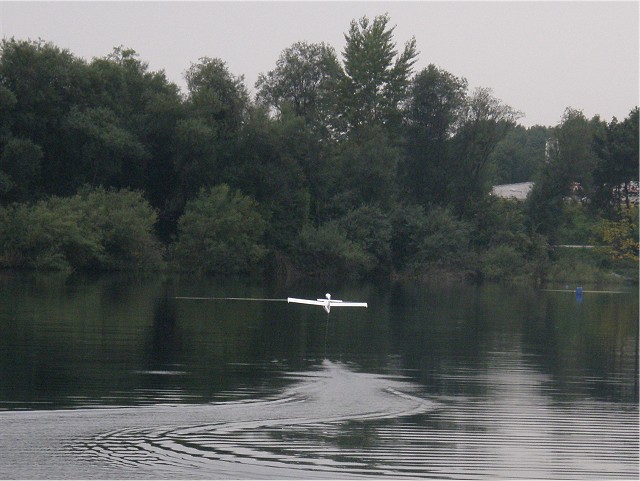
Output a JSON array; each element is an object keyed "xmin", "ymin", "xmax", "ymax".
[{"xmin": 576, "ymin": 286, "xmax": 583, "ymax": 303}]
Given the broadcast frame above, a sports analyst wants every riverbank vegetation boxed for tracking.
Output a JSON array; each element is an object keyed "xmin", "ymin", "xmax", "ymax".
[{"xmin": 0, "ymin": 15, "xmax": 637, "ymax": 284}]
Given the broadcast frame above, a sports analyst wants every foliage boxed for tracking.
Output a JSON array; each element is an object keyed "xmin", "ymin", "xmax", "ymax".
[
  {"xmin": 0, "ymin": 84, "xmax": 17, "ymax": 139},
  {"xmin": 229, "ymin": 107, "xmax": 310, "ymax": 250},
  {"xmin": 525, "ymin": 168, "xmax": 565, "ymax": 244},
  {"xmin": 526, "ymin": 108, "xmax": 599, "ymax": 242},
  {"xmin": 486, "ymin": 125, "xmax": 549, "ymax": 185},
  {"xmin": 174, "ymin": 185, "xmax": 267, "ymax": 274},
  {"xmin": 444, "ymin": 197, "xmax": 550, "ymax": 283},
  {"xmin": 331, "ymin": 125, "xmax": 401, "ymax": 212},
  {"xmin": 68, "ymin": 187, "xmax": 164, "ymax": 269},
  {"xmin": 86, "ymin": 47, "xmax": 185, "ymax": 233},
  {"xmin": 471, "ymin": 199, "xmax": 551, "ymax": 284},
  {"xmin": 450, "ymin": 87, "xmax": 521, "ymax": 213},
  {"xmin": 0, "ymin": 137, "xmax": 43, "ymax": 202},
  {"xmin": 171, "ymin": 117, "xmax": 219, "ymax": 203},
  {"xmin": 292, "ymin": 222, "xmax": 375, "ymax": 279},
  {"xmin": 0, "ymin": 187, "xmax": 162, "ymax": 270},
  {"xmin": 0, "ymin": 201, "xmax": 98, "ymax": 270},
  {"xmin": 476, "ymin": 245, "xmax": 527, "ymax": 282},
  {"xmin": 65, "ymin": 106, "xmax": 150, "ymax": 188},
  {"xmin": 474, "ymin": 235, "xmax": 550, "ymax": 285},
  {"xmin": 401, "ymin": 64, "xmax": 468, "ymax": 207},
  {"xmin": 0, "ymin": 38, "xmax": 89, "ymax": 140},
  {"xmin": 255, "ymin": 41, "xmax": 342, "ymax": 135},
  {"xmin": 553, "ymin": 108, "xmax": 599, "ymax": 195},
  {"xmin": 389, "ymin": 203, "xmax": 429, "ymax": 271},
  {"xmin": 545, "ymin": 251, "xmax": 614, "ymax": 285},
  {"xmin": 468, "ymin": 196, "xmax": 524, "ymax": 249},
  {"xmin": 409, "ymin": 206, "xmax": 473, "ymax": 268},
  {"xmin": 338, "ymin": 205, "xmax": 393, "ymax": 274},
  {"xmin": 184, "ymin": 57, "xmax": 249, "ymax": 135},
  {"xmin": 592, "ymin": 107, "xmax": 639, "ymax": 214},
  {"xmin": 595, "ymin": 208, "xmax": 639, "ymax": 262},
  {"xmin": 0, "ymin": 23, "xmax": 637, "ymax": 282},
  {"xmin": 340, "ymin": 13, "xmax": 417, "ymax": 137},
  {"xmin": 555, "ymin": 201, "xmax": 600, "ymax": 245}
]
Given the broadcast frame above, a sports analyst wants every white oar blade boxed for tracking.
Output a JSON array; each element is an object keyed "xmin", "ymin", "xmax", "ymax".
[{"xmin": 330, "ymin": 302, "xmax": 368, "ymax": 308}]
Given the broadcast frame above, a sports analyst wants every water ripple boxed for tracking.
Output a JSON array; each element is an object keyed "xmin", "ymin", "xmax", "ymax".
[
  {"xmin": 73, "ymin": 361, "xmax": 436, "ymax": 478},
  {"xmin": 66, "ymin": 361, "xmax": 639, "ymax": 479}
]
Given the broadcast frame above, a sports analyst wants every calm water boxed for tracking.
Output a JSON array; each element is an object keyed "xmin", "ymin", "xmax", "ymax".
[{"xmin": 0, "ymin": 272, "xmax": 637, "ymax": 479}]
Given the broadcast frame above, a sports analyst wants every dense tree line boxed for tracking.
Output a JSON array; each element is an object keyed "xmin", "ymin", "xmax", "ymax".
[{"xmin": 0, "ymin": 15, "xmax": 637, "ymax": 282}]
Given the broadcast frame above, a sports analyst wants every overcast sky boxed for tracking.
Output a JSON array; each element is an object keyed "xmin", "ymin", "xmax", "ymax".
[{"xmin": 1, "ymin": 1, "xmax": 638, "ymax": 127}]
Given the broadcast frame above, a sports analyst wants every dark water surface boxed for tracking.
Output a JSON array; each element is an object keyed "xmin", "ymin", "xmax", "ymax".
[{"xmin": 0, "ymin": 272, "xmax": 637, "ymax": 479}]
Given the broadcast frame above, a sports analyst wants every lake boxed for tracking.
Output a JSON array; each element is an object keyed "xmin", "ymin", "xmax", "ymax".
[{"xmin": 0, "ymin": 272, "xmax": 638, "ymax": 479}]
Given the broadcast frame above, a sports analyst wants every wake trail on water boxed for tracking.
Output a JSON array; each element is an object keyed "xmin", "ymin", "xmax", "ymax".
[
  {"xmin": 3, "ymin": 360, "xmax": 434, "ymax": 479},
  {"xmin": 173, "ymin": 296, "xmax": 288, "ymax": 301},
  {"xmin": 71, "ymin": 361, "xmax": 435, "ymax": 478}
]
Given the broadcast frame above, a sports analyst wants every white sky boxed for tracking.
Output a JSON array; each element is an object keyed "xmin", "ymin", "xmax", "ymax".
[{"xmin": 1, "ymin": 1, "xmax": 638, "ymax": 127}]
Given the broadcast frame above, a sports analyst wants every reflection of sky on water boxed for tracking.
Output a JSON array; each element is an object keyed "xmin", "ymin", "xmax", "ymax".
[
  {"xmin": 1, "ymin": 358, "xmax": 636, "ymax": 479},
  {"xmin": 0, "ymin": 273, "xmax": 637, "ymax": 478}
]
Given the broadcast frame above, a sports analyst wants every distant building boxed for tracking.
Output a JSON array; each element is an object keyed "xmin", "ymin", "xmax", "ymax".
[
  {"xmin": 491, "ymin": 182, "xmax": 534, "ymax": 201},
  {"xmin": 491, "ymin": 180, "xmax": 638, "ymax": 204}
]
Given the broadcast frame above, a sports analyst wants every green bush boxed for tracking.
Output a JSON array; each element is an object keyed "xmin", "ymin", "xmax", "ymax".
[
  {"xmin": 468, "ymin": 197, "xmax": 551, "ymax": 283},
  {"xmin": 555, "ymin": 201, "xmax": 600, "ymax": 245},
  {"xmin": 469, "ymin": 197, "xmax": 528, "ymax": 248},
  {"xmin": 173, "ymin": 184, "xmax": 267, "ymax": 273},
  {"xmin": 414, "ymin": 206, "xmax": 472, "ymax": 266},
  {"xmin": 388, "ymin": 204, "xmax": 474, "ymax": 274},
  {"xmin": 338, "ymin": 205, "xmax": 393, "ymax": 273},
  {"xmin": 389, "ymin": 203, "xmax": 429, "ymax": 271},
  {"xmin": 69, "ymin": 187, "xmax": 164, "ymax": 269},
  {"xmin": 293, "ymin": 222, "xmax": 375, "ymax": 278},
  {"xmin": 546, "ymin": 254, "xmax": 616, "ymax": 285},
  {"xmin": 0, "ymin": 202, "xmax": 99, "ymax": 269},
  {"xmin": 477, "ymin": 244, "xmax": 526, "ymax": 282},
  {"xmin": 0, "ymin": 187, "xmax": 163, "ymax": 270}
]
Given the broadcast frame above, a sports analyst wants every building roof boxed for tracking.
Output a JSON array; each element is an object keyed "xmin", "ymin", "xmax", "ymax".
[{"xmin": 491, "ymin": 182, "xmax": 534, "ymax": 201}]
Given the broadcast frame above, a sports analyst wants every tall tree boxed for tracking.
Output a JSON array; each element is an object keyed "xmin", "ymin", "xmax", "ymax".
[
  {"xmin": 88, "ymin": 47, "xmax": 152, "ymax": 122},
  {"xmin": 64, "ymin": 106, "xmax": 150, "ymax": 189},
  {"xmin": 0, "ymin": 85, "xmax": 17, "ymax": 142},
  {"xmin": 0, "ymin": 39, "xmax": 89, "ymax": 140},
  {"xmin": 593, "ymin": 107, "xmax": 639, "ymax": 214},
  {"xmin": 331, "ymin": 125, "xmax": 401, "ymax": 213},
  {"xmin": 401, "ymin": 64, "xmax": 467, "ymax": 207},
  {"xmin": 0, "ymin": 137, "xmax": 42, "ymax": 202},
  {"xmin": 255, "ymin": 41, "xmax": 341, "ymax": 134},
  {"xmin": 256, "ymin": 42, "xmax": 347, "ymax": 227},
  {"xmin": 553, "ymin": 108, "xmax": 599, "ymax": 197},
  {"xmin": 87, "ymin": 47, "xmax": 184, "ymax": 238},
  {"xmin": 340, "ymin": 14, "xmax": 417, "ymax": 137},
  {"xmin": 450, "ymin": 87, "xmax": 521, "ymax": 213},
  {"xmin": 0, "ymin": 39, "xmax": 89, "ymax": 195},
  {"xmin": 230, "ymin": 106, "xmax": 310, "ymax": 250},
  {"xmin": 525, "ymin": 108, "xmax": 599, "ymax": 241},
  {"xmin": 183, "ymin": 57, "xmax": 250, "ymax": 194},
  {"xmin": 486, "ymin": 125, "xmax": 549, "ymax": 185},
  {"xmin": 184, "ymin": 57, "xmax": 249, "ymax": 135},
  {"xmin": 171, "ymin": 118, "xmax": 218, "ymax": 204}
]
